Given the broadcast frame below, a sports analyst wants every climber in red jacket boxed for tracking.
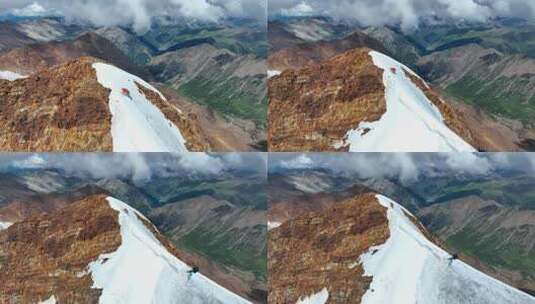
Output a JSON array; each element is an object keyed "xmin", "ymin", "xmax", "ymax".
[{"xmin": 121, "ymin": 88, "xmax": 132, "ymax": 99}]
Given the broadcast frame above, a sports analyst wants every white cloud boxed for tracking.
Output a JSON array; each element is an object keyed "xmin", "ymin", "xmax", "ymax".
[
  {"xmin": 12, "ymin": 153, "xmax": 46, "ymax": 168},
  {"xmin": 280, "ymin": 153, "xmax": 314, "ymax": 169},
  {"xmin": 1, "ymin": 0, "xmax": 265, "ymax": 33},
  {"xmin": 443, "ymin": 153, "xmax": 492, "ymax": 175},
  {"xmin": 0, "ymin": 153, "xmax": 266, "ymax": 184},
  {"xmin": 269, "ymin": 153, "xmax": 530, "ymax": 184},
  {"xmin": 171, "ymin": 0, "xmax": 223, "ymax": 22},
  {"xmin": 270, "ymin": 0, "xmax": 535, "ymax": 31},
  {"xmin": 280, "ymin": 1, "xmax": 315, "ymax": 16},
  {"xmin": 178, "ymin": 153, "xmax": 225, "ymax": 175},
  {"xmin": 11, "ymin": 2, "xmax": 48, "ymax": 16}
]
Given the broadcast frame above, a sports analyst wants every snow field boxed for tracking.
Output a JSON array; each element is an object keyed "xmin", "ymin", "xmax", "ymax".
[
  {"xmin": 339, "ymin": 51, "xmax": 476, "ymax": 152},
  {"xmin": 358, "ymin": 194, "xmax": 535, "ymax": 304},
  {"xmin": 92, "ymin": 63, "xmax": 188, "ymax": 152},
  {"xmin": 88, "ymin": 197, "xmax": 251, "ymax": 304}
]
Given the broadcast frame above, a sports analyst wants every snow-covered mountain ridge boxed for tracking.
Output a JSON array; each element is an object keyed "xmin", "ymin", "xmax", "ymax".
[
  {"xmin": 268, "ymin": 193, "xmax": 535, "ymax": 303},
  {"xmin": 359, "ymin": 194, "xmax": 534, "ymax": 304},
  {"xmin": 339, "ymin": 52, "xmax": 476, "ymax": 152},
  {"xmin": 0, "ymin": 57, "xmax": 208, "ymax": 151},
  {"xmin": 0, "ymin": 195, "xmax": 249, "ymax": 303},
  {"xmin": 269, "ymin": 48, "xmax": 477, "ymax": 152}
]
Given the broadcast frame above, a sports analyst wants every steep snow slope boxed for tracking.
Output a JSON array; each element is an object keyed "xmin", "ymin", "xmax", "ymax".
[
  {"xmin": 92, "ymin": 63, "xmax": 187, "ymax": 152},
  {"xmin": 359, "ymin": 194, "xmax": 535, "ymax": 304},
  {"xmin": 89, "ymin": 197, "xmax": 250, "ymax": 304},
  {"xmin": 341, "ymin": 51, "xmax": 475, "ymax": 152},
  {"xmin": 0, "ymin": 70, "xmax": 26, "ymax": 81}
]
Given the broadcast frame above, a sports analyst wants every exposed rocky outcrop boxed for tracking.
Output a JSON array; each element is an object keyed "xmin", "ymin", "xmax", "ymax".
[
  {"xmin": 0, "ymin": 57, "xmax": 113, "ymax": 151},
  {"xmin": 269, "ymin": 48, "xmax": 386, "ymax": 151},
  {"xmin": 0, "ymin": 57, "xmax": 208, "ymax": 151},
  {"xmin": 0, "ymin": 192, "xmax": 258, "ymax": 303},
  {"xmin": 268, "ymin": 47, "xmax": 479, "ymax": 151},
  {"xmin": 268, "ymin": 193, "xmax": 390, "ymax": 303},
  {"xmin": 0, "ymin": 195, "xmax": 121, "ymax": 303}
]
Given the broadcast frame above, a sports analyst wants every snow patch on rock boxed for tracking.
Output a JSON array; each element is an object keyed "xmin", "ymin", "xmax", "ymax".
[
  {"xmin": 0, "ymin": 70, "xmax": 26, "ymax": 81},
  {"xmin": 359, "ymin": 194, "xmax": 535, "ymax": 304},
  {"xmin": 268, "ymin": 70, "xmax": 282, "ymax": 78},
  {"xmin": 92, "ymin": 63, "xmax": 188, "ymax": 152},
  {"xmin": 0, "ymin": 221, "xmax": 12, "ymax": 230},
  {"xmin": 337, "ymin": 51, "xmax": 475, "ymax": 152},
  {"xmin": 268, "ymin": 221, "xmax": 282, "ymax": 231},
  {"xmin": 39, "ymin": 295, "xmax": 56, "ymax": 304},
  {"xmin": 296, "ymin": 288, "xmax": 329, "ymax": 304},
  {"xmin": 88, "ymin": 197, "xmax": 250, "ymax": 304}
]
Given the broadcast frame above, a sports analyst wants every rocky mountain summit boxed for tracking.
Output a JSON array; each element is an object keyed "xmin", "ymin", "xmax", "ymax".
[
  {"xmin": 0, "ymin": 57, "xmax": 208, "ymax": 151},
  {"xmin": 269, "ymin": 193, "xmax": 535, "ymax": 304},
  {"xmin": 269, "ymin": 48, "xmax": 477, "ymax": 152}
]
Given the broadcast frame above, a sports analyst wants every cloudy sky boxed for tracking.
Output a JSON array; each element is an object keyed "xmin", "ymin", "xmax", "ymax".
[
  {"xmin": 0, "ymin": 153, "xmax": 267, "ymax": 184},
  {"xmin": 270, "ymin": 0, "xmax": 535, "ymax": 30},
  {"xmin": 270, "ymin": 153, "xmax": 535, "ymax": 184},
  {"xmin": 2, "ymin": 152, "xmax": 533, "ymax": 186},
  {"xmin": 0, "ymin": 0, "xmax": 266, "ymax": 32}
]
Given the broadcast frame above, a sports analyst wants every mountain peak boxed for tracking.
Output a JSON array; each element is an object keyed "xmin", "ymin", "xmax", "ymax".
[
  {"xmin": 269, "ymin": 193, "xmax": 535, "ymax": 303},
  {"xmin": 269, "ymin": 48, "xmax": 477, "ymax": 152},
  {"xmin": 0, "ymin": 57, "xmax": 208, "ymax": 152},
  {"xmin": 0, "ymin": 195, "xmax": 251, "ymax": 303}
]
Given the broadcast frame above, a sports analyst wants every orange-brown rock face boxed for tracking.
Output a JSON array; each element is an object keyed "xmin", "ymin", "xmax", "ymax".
[
  {"xmin": 268, "ymin": 193, "xmax": 390, "ymax": 304},
  {"xmin": 0, "ymin": 194, "xmax": 121, "ymax": 303},
  {"xmin": 0, "ymin": 57, "xmax": 113, "ymax": 151},
  {"xmin": 268, "ymin": 48, "xmax": 386, "ymax": 151},
  {"xmin": 0, "ymin": 57, "xmax": 209, "ymax": 151}
]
